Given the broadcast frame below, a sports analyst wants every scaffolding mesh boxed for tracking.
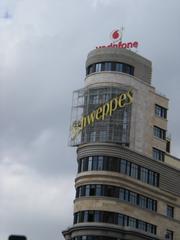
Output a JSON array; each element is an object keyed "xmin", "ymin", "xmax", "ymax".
[{"xmin": 69, "ymin": 86, "xmax": 132, "ymax": 146}]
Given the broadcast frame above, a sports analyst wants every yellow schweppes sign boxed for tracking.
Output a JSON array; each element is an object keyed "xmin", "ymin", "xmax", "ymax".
[{"xmin": 71, "ymin": 89, "xmax": 133, "ymax": 140}]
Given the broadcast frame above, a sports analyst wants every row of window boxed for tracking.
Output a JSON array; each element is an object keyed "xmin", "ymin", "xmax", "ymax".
[
  {"xmin": 76, "ymin": 184, "xmax": 157, "ymax": 212},
  {"xmin": 78, "ymin": 156, "xmax": 159, "ymax": 187},
  {"xmin": 86, "ymin": 62, "xmax": 134, "ymax": 76},
  {"xmin": 74, "ymin": 211, "xmax": 157, "ymax": 235},
  {"xmin": 72, "ymin": 231, "xmax": 173, "ymax": 240},
  {"xmin": 72, "ymin": 237, "xmax": 117, "ymax": 240}
]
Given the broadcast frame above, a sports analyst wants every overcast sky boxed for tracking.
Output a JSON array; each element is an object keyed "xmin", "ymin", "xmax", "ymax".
[{"xmin": 0, "ymin": 0, "xmax": 180, "ymax": 240}]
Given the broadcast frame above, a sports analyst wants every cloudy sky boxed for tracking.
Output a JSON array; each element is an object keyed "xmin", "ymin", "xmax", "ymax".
[{"xmin": 0, "ymin": 0, "xmax": 180, "ymax": 240}]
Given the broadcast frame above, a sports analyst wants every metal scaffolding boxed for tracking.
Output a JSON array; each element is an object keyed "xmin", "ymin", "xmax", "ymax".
[{"xmin": 69, "ymin": 86, "xmax": 132, "ymax": 146}]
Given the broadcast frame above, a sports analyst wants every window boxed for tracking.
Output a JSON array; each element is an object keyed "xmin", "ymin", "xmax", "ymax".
[
  {"xmin": 155, "ymin": 104, "xmax": 167, "ymax": 119},
  {"xmin": 128, "ymin": 217, "xmax": 136, "ymax": 228},
  {"xmin": 89, "ymin": 185, "xmax": 96, "ymax": 196},
  {"xmin": 140, "ymin": 167, "xmax": 149, "ymax": 183},
  {"xmin": 90, "ymin": 95, "xmax": 98, "ymax": 104},
  {"xmin": 154, "ymin": 126, "xmax": 166, "ymax": 140},
  {"xmin": 95, "ymin": 63, "xmax": 101, "ymax": 72},
  {"xmin": 116, "ymin": 63, "xmax": 123, "ymax": 72},
  {"xmin": 90, "ymin": 131, "xmax": 96, "ymax": 142},
  {"xmin": 130, "ymin": 163, "xmax": 138, "ymax": 178},
  {"xmin": 120, "ymin": 159, "xmax": 127, "ymax": 173},
  {"xmin": 167, "ymin": 205, "xmax": 174, "ymax": 218},
  {"xmin": 104, "ymin": 62, "xmax": 112, "ymax": 71},
  {"xmin": 99, "ymin": 130, "xmax": 107, "ymax": 142},
  {"xmin": 165, "ymin": 230, "xmax": 173, "ymax": 240},
  {"xmin": 138, "ymin": 220, "xmax": 146, "ymax": 231},
  {"xmin": 78, "ymin": 156, "xmax": 159, "ymax": 187},
  {"xmin": 129, "ymin": 192, "xmax": 137, "ymax": 205},
  {"xmin": 76, "ymin": 184, "xmax": 157, "ymax": 212},
  {"xmin": 85, "ymin": 185, "xmax": 90, "ymax": 196},
  {"xmin": 139, "ymin": 195, "xmax": 146, "ymax": 208},
  {"xmin": 153, "ymin": 148, "xmax": 165, "ymax": 161},
  {"xmin": 88, "ymin": 157, "xmax": 92, "ymax": 171},
  {"xmin": 74, "ymin": 211, "xmax": 157, "ymax": 235},
  {"xmin": 86, "ymin": 62, "xmax": 134, "ymax": 76}
]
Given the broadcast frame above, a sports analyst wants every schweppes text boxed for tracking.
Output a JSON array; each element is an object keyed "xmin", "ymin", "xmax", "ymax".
[{"xmin": 71, "ymin": 89, "xmax": 133, "ymax": 139}]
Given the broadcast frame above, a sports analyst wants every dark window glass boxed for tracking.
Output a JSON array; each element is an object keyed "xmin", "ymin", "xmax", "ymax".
[
  {"xmin": 167, "ymin": 205, "xmax": 174, "ymax": 218},
  {"xmin": 138, "ymin": 220, "xmax": 146, "ymax": 231},
  {"xmin": 104, "ymin": 62, "xmax": 112, "ymax": 71},
  {"xmin": 119, "ymin": 188, "xmax": 125, "ymax": 200},
  {"xmin": 74, "ymin": 211, "xmax": 156, "ymax": 235},
  {"xmin": 140, "ymin": 167, "xmax": 149, "ymax": 183},
  {"xmin": 153, "ymin": 148, "xmax": 165, "ymax": 161},
  {"xmin": 154, "ymin": 126, "xmax": 166, "ymax": 140},
  {"xmin": 84, "ymin": 211, "xmax": 88, "ymax": 222},
  {"xmin": 139, "ymin": 195, "xmax": 146, "ymax": 208},
  {"xmin": 165, "ymin": 230, "xmax": 173, "ymax": 240},
  {"xmin": 82, "ymin": 158, "xmax": 88, "ymax": 171},
  {"xmin": 124, "ymin": 189, "xmax": 129, "ymax": 201},
  {"xmin": 86, "ymin": 62, "xmax": 134, "ymax": 76},
  {"xmin": 128, "ymin": 217, "xmax": 136, "ymax": 228},
  {"xmin": 89, "ymin": 185, "xmax": 96, "ymax": 196},
  {"xmin": 85, "ymin": 185, "xmax": 90, "ymax": 196},
  {"xmin": 130, "ymin": 163, "xmax": 138, "ymax": 179},
  {"xmin": 129, "ymin": 192, "xmax": 137, "ymax": 205},
  {"xmin": 77, "ymin": 156, "xmax": 159, "ymax": 187},
  {"xmin": 97, "ymin": 156, "xmax": 103, "ymax": 170},
  {"xmin": 92, "ymin": 156, "xmax": 98, "ymax": 170},
  {"xmin": 116, "ymin": 63, "xmax": 123, "ymax": 72},
  {"xmin": 118, "ymin": 214, "xmax": 124, "ymax": 225},
  {"xmin": 155, "ymin": 104, "xmax": 167, "ymax": 119},
  {"xmin": 120, "ymin": 159, "xmax": 127, "ymax": 173},
  {"xmin": 96, "ymin": 184, "xmax": 101, "ymax": 196},
  {"xmin": 88, "ymin": 211, "xmax": 94, "ymax": 222},
  {"xmin": 72, "ymin": 236, "xmax": 118, "ymax": 240},
  {"xmin": 76, "ymin": 184, "xmax": 156, "ymax": 211}
]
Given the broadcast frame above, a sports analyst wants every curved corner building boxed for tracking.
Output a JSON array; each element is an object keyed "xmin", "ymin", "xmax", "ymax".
[{"xmin": 62, "ymin": 48, "xmax": 180, "ymax": 240}]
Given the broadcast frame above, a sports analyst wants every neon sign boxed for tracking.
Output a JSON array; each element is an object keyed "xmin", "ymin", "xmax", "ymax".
[{"xmin": 71, "ymin": 89, "xmax": 133, "ymax": 140}]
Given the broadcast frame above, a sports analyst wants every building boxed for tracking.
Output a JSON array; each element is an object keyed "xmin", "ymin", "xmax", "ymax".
[{"xmin": 62, "ymin": 46, "xmax": 180, "ymax": 240}]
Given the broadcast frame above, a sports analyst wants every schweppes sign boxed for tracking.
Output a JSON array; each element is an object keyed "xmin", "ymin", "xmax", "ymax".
[{"xmin": 71, "ymin": 89, "xmax": 133, "ymax": 140}]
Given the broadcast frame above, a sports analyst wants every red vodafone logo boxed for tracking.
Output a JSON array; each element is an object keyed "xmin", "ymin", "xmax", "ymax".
[
  {"xmin": 110, "ymin": 29, "xmax": 122, "ymax": 42},
  {"xmin": 96, "ymin": 29, "xmax": 139, "ymax": 49}
]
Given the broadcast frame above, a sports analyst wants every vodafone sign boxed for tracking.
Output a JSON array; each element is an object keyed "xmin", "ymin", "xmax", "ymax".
[{"xmin": 96, "ymin": 29, "xmax": 139, "ymax": 49}]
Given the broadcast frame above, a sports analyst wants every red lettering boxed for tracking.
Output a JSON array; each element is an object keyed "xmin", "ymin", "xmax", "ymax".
[
  {"xmin": 133, "ymin": 41, "xmax": 138, "ymax": 48},
  {"xmin": 112, "ymin": 44, "xmax": 118, "ymax": 48},
  {"xmin": 118, "ymin": 42, "xmax": 123, "ymax": 48},
  {"xmin": 127, "ymin": 42, "xmax": 133, "ymax": 48},
  {"xmin": 107, "ymin": 43, "xmax": 113, "ymax": 48},
  {"xmin": 96, "ymin": 41, "xmax": 139, "ymax": 49}
]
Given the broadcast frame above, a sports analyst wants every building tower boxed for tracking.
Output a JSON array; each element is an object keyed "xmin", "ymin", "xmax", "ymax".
[{"xmin": 62, "ymin": 47, "xmax": 180, "ymax": 240}]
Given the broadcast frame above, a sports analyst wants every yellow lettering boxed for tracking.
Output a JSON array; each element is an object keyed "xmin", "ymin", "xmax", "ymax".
[
  {"xmin": 71, "ymin": 89, "xmax": 134, "ymax": 141},
  {"xmin": 109, "ymin": 97, "xmax": 118, "ymax": 115},
  {"xmin": 87, "ymin": 112, "xmax": 96, "ymax": 126},
  {"xmin": 96, "ymin": 107, "xmax": 103, "ymax": 120},
  {"xmin": 126, "ymin": 89, "xmax": 133, "ymax": 104},
  {"xmin": 118, "ymin": 93, "xmax": 127, "ymax": 107},
  {"xmin": 102, "ymin": 102, "xmax": 110, "ymax": 120}
]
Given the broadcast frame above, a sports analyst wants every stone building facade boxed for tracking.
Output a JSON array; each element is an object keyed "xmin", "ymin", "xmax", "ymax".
[{"xmin": 62, "ymin": 48, "xmax": 180, "ymax": 240}]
